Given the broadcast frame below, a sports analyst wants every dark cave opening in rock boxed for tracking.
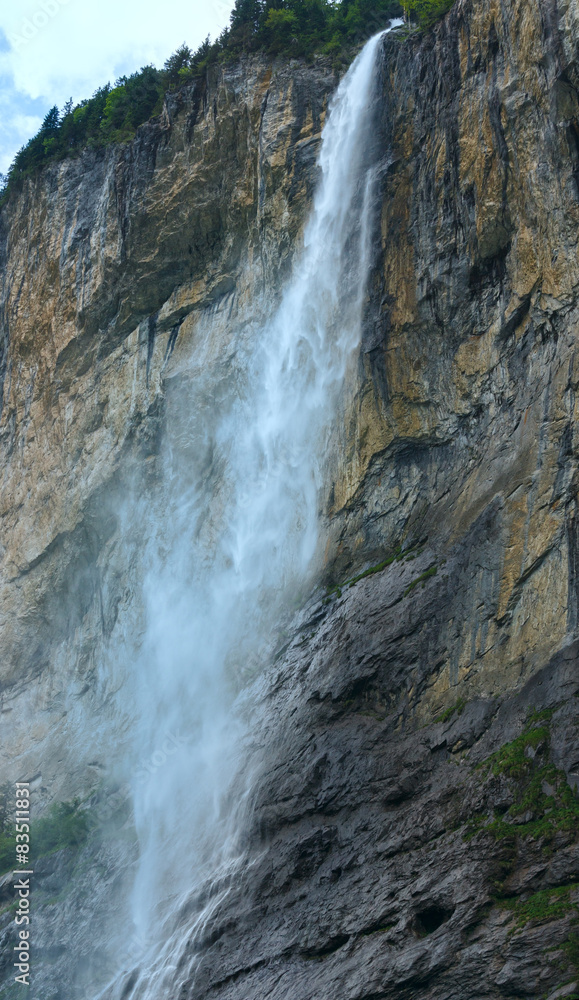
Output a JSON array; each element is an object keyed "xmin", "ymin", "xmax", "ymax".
[{"xmin": 413, "ymin": 906, "xmax": 454, "ymax": 937}]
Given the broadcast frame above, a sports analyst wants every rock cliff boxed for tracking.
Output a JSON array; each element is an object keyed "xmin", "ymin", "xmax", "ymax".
[
  {"xmin": 1, "ymin": 0, "xmax": 579, "ymax": 997},
  {"xmin": 0, "ymin": 53, "xmax": 335, "ymax": 797}
]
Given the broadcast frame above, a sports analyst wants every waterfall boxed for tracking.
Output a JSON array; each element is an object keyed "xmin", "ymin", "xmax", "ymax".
[{"xmin": 99, "ymin": 23, "xmax": 399, "ymax": 999}]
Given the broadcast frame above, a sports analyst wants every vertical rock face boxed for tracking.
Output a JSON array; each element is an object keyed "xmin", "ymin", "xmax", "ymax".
[
  {"xmin": 0, "ymin": 56, "xmax": 336, "ymax": 796},
  {"xmin": 332, "ymin": 0, "xmax": 579, "ymax": 712},
  {"xmin": 1, "ymin": 0, "xmax": 579, "ymax": 998}
]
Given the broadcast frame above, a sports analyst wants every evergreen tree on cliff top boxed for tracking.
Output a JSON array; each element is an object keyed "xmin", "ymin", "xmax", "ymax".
[{"xmin": 1, "ymin": 0, "xmax": 454, "ymax": 205}]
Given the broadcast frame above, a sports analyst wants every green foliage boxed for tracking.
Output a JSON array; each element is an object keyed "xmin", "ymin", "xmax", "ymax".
[
  {"xmin": 561, "ymin": 929, "xmax": 579, "ymax": 969},
  {"xmin": 348, "ymin": 547, "xmax": 403, "ymax": 584},
  {"xmin": 460, "ymin": 712, "xmax": 579, "ymax": 984},
  {"xmin": 486, "ymin": 727, "xmax": 551, "ymax": 780},
  {"xmin": 399, "ymin": 0, "xmax": 455, "ymax": 27},
  {"xmin": 0, "ymin": 0, "xmax": 404, "ymax": 207},
  {"xmin": 0, "ymin": 783, "xmax": 11, "ymax": 831},
  {"xmin": 101, "ymin": 66, "xmax": 164, "ymax": 143},
  {"xmin": 0, "ymin": 65, "xmax": 164, "ymax": 203},
  {"xmin": 480, "ymin": 709, "xmax": 554, "ymax": 779},
  {"xmin": 0, "ymin": 789, "xmax": 130, "ymax": 875},
  {"xmin": 434, "ymin": 697, "xmax": 466, "ymax": 725},
  {"xmin": 362, "ymin": 541, "xmax": 426, "ymax": 576},
  {"xmin": 164, "ymin": 42, "xmax": 196, "ymax": 86},
  {"xmin": 499, "ymin": 884, "xmax": 578, "ymax": 929},
  {"xmin": 226, "ymin": 0, "xmax": 403, "ymax": 59},
  {"xmin": 0, "ymin": 832, "xmax": 15, "ymax": 876},
  {"xmin": 322, "ymin": 542, "xmax": 429, "ymax": 604},
  {"xmin": 264, "ymin": 9, "xmax": 299, "ymax": 52},
  {"xmin": 33, "ymin": 800, "xmax": 89, "ymax": 858},
  {"xmin": 0, "ymin": 783, "xmax": 15, "ymax": 876},
  {"xmin": 466, "ymin": 708, "xmax": 579, "ymax": 847},
  {"xmin": 403, "ymin": 563, "xmax": 437, "ymax": 597},
  {"xmin": 485, "ymin": 760, "xmax": 579, "ymax": 844},
  {"xmin": 558, "ymin": 929, "xmax": 579, "ymax": 1000},
  {"xmin": 0, "ymin": 796, "xmax": 88, "ymax": 875}
]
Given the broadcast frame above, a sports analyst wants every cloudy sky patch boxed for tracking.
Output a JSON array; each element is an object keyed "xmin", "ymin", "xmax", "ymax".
[{"xmin": 0, "ymin": 0, "xmax": 233, "ymax": 173}]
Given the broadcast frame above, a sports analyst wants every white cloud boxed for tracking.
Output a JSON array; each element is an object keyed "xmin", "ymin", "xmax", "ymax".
[
  {"xmin": 0, "ymin": 0, "xmax": 234, "ymax": 170},
  {"xmin": 0, "ymin": 105, "xmax": 44, "ymax": 173}
]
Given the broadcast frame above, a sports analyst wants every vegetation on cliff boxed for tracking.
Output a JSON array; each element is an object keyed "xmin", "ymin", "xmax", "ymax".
[
  {"xmin": 0, "ymin": 784, "xmax": 14, "ymax": 876},
  {"xmin": 400, "ymin": 0, "xmax": 454, "ymax": 25},
  {"xmin": 465, "ymin": 707, "xmax": 579, "ymax": 847},
  {"xmin": 0, "ymin": 795, "xmax": 90, "ymax": 877},
  {"xmin": 0, "ymin": 0, "xmax": 450, "ymax": 206}
]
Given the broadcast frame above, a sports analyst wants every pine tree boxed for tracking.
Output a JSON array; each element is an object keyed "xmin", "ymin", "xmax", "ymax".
[{"xmin": 41, "ymin": 105, "xmax": 60, "ymax": 134}]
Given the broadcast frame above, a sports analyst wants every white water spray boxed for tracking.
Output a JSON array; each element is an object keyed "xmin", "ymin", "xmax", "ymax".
[{"xmin": 101, "ymin": 24, "xmax": 399, "ymax": 999}]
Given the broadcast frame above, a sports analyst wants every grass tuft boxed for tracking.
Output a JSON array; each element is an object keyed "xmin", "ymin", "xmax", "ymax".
[
  {"xmin": 403, "ymin": 564, "xmax": 437, "ymax": 597},
  {"xmin": 434, "ymin": 697, "xmax": 466, "ymax": 725}
]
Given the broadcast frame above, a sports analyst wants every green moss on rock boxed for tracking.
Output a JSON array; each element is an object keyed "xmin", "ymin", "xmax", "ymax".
[
  {"xmin": 499, "ymin": 884, "xmax": 578, "ymax": 929},
  {"xmin": 434, "ymin": 697, "xmax": 466, "ymax": 725}
]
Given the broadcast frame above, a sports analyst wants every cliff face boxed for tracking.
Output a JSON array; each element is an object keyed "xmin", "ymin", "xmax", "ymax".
[
  {"xmin": 1, "ymin": 0, "xmax": 579, "ymax": 998},
  {"xmin": 167, "ymin": 4, "xmax": 579, "ymax": 997},
  {"xmin": 0, "ymin": 55, "xmax": 335, "ymax": 796},
  {"xmin": 333, "ymin": 0, "xmax": 579, "ymax": 708}
]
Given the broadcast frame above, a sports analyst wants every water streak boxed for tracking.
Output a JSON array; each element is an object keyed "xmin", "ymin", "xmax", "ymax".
[{"xmin": 100, "ymin": 24, "xmax": 399, "ymax": 999}]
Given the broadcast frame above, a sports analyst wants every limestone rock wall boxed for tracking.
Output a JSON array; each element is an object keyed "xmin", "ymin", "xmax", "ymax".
[
  {"xmin": 328, "ymin": 0, "xmax": 579, "ymax": 719},
  {"xmin": 0, "ymin": 55, "xmax": 335, "ymax": 798},
  {"xmin": 176, "ymin": 1, "xmax": 579, "ymax": 997}
]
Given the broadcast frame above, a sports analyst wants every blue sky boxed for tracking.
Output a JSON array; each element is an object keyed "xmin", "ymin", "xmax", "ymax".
[{"xmin": 0, "ymin": 0, "xmax": 235, "ymax": 175}]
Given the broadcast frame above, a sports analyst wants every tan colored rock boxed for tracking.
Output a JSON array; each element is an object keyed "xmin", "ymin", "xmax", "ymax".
[{"xmin": 0, "ymin": 56, "xmax": 336, "ymax": 797}]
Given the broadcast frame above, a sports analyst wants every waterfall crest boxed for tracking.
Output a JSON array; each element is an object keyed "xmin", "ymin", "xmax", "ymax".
[{"xmin": 100, "ymin": 24, "xmax": 400, "ymax": 999}]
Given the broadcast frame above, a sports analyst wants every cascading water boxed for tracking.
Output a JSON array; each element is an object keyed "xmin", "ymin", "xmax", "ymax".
[{"xmin": 99, "ymin": 24, "xmax": 400, "ymax": 999}]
